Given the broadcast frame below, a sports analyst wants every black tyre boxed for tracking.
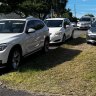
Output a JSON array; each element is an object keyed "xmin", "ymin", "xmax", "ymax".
[
  {"xmin": 8, "ymin": 48, "xmax": 22, "ymax": 70},
  {"xmin": 42, "ymin": 39, "xmax": 49, "ymax": 53},
  {"xmin": 87, "ymin": 41, "xmax": 91, "ymax": 44},
  {"xmin": 62, "ymin": 34, "xmax": 66, "ymax": 43}
]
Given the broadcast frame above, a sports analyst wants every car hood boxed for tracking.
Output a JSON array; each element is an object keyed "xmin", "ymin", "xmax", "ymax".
[
  {"xmin": 49, "ymin": 27, "xmax": 62, "ymax": 34},
  {"xmin": 0, "ymin": 33, "xmax": 22, "ymax": 43}
]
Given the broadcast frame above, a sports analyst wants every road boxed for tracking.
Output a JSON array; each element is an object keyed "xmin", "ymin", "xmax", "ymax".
[
  {"xmin": 73, "ymin": 29, "xmax": 86, "ymax": 38},
  {"xmin": 0, "ymin": 29, "xmax": 87, "ymax": 96}
]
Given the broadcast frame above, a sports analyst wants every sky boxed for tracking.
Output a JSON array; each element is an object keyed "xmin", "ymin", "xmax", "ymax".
[{"xmin": 66, "ymin": 0, "xmax": 96, "ymax": 18}]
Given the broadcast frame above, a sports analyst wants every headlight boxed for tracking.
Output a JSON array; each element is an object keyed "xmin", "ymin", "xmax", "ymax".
[
  {"xmin": 55, "ymin": 32, "xmax": 62, "ymax": 35},
  {"xmin": 0, "ymin": 43, "xmax": 7, "ymax": 51}
]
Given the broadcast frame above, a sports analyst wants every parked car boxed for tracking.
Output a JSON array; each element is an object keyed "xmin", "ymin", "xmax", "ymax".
[
  {"xmin": 77, "ymin": 16, "xmax": 92, "ymax": 30},
  {"xmin": 71, "ymin": 22, "xmax": 77, "ymax": 27},
  {"xmin": 0, "ymin": 17, "xmax": 50, "ymax": 69},
  {"xmin": 92, "ymin": 17, "xmax": 96, "ymax": 22},
  {"xmin": 44, "ymin": 18, "xmax": 74, "ymax": 43},
  {"xmin": 86, "ymin": 20, "xmax": 96, "ymax": 44}
]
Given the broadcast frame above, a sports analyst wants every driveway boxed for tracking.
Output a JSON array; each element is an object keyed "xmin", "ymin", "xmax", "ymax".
[
  {"xmin": 0, "ymin": 84, "xmax": 60, "ymax": 96},
  {"xmin": 0, "ymin": 86, "xmax": 33, "ymax": 96}
]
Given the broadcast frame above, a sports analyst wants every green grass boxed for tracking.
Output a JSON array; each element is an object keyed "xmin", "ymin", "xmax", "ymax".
[{"xmin": 1, "ymin": 36, "xmax": 96, "ymax": 95}]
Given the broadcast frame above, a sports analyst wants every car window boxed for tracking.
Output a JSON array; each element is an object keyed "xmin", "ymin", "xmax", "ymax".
[
  {"xmin": 27, "ymin": 20, "xmax": 45, "ymax": 30},
  {"xmin": 0, "ymin": 20, "xmax": 25, "ymax": 33},
  {"xmin": 64, "ymin": 19, "xmax": 70, "ymax": 28},
  {"xmin": 27, "ymin": 20, "xmax": 35, "ymax": 29},
  {"xmin": 45, "ymin": 20, "xmax": 63, "ymax": 27},
  {"xmin": 34, "ymin": 20, "xmax": 45, "ymax": 30}
]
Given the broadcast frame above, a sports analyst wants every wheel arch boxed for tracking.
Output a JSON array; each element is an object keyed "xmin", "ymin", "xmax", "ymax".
[
  {"xmin": 8, "ymin": 44, "xmax": 22, "ymax": 58},
  {"xmin": 45, "ymin": 36, "xmax": 50, "ymax": 42}
]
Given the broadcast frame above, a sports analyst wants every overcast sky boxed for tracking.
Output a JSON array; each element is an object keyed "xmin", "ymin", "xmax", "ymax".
[{"xmin": 66, "ymin": 0, "xmax": 96, "ymax": 18}]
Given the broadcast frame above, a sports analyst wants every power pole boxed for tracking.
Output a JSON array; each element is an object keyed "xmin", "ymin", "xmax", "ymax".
[{"xmin": 74, "ymin": 0, "xmax": 76, "ymax": 17}]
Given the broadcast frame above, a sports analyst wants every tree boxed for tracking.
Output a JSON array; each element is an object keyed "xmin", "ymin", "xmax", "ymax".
[
  {"xmin": 0, "ymin": 0, "xmax": 24, "ymax": 14},
  {"xmin": 62, "ymin": 8, "xmax": 78, "ymax": 22},
  {"xmin": 52, "ymin": 0, "xmax": 68, "ymax": 16},
  {"xmin": 19, "ymin": 0, "xmax": 50, "ymax": 18},
  {"xmin": 0, "ymin": 0, "xmax": 68, "ymax": 19},
  {"xmin": 0, "ymin": 0, "xmax": 50, "ymax": 18}
]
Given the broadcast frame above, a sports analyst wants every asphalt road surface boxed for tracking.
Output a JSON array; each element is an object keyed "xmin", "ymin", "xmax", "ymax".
[
  {"xmin": 73, "ymin": 29, "xmax": 86, "ymax": 38},
  {"xmin": 0, "ymin": 29, "xmax": 87, "ymax": 96}
]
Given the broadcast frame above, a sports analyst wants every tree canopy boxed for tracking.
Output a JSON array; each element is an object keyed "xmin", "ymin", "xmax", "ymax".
[{"xmin": 0, "ymin": 0, "xmax": 68, "ymax": 19}]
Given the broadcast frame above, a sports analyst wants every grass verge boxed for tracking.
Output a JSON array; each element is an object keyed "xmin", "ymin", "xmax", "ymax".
[{"xmin": 0, "ymin": 35, "xmax": 96, "ymax": 95}]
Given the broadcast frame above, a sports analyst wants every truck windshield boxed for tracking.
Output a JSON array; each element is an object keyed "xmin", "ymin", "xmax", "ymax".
[{"xmin": 0, "ymin": 20, "xmax": 25, "ymax": 33}]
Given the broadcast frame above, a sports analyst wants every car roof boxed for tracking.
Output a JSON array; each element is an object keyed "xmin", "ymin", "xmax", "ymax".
[
  {"xmin": 81, "ymin": 16, "xmax": 91, "ymax": 18},
  {"xmin": 0, "ymin": 16, "xmax": 41, "ymax": 21},
  {"xmin": 45, "ymin": 18, "xmax": 65, "ymax": 20},
  {"xmin": 0, "ymin": 19, "xmax": 26, "ymax": 21}
]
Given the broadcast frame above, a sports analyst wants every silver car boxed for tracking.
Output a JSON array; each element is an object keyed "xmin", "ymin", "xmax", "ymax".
[
  {"xmin": 77, "ymin": 16, "xmax": 92, "ymax": 30},
  {"xmin": 86, "ymin": 20, "xmax": 96, "ymax": 43}
]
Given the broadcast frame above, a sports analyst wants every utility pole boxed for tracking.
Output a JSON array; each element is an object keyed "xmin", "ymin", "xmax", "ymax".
[{"xmin": 74, "ymin": 0, "xmax": 76, "ymax": 17}]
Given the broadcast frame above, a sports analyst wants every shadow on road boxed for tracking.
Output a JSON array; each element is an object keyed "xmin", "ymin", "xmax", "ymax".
[
  {"xmin": 18, "ymin": 47, "xmax": 82, "ymax": 72},
  {"xmin": 0, "ymin": 67, "xmax": 11, "ymax": 75},
  {"xmin": 0, "ymin": 47, "xmax": 82, "ymax": 74},
  {"xmin": 65, "ymin": 37, "xmax": 86, "ymax": 46},
  {"xmin": 0, "ymin": 36, "xmax": 85, "ymax": 74}
]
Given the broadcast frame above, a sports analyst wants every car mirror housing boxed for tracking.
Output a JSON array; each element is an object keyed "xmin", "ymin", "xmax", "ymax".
[
  {"xmin": 27, "ymin": 28, "xmax": 35, "ymax": 33},
  {"xmin": 66, "ymin": 25, "xmax": 70, "ymax": 28}
]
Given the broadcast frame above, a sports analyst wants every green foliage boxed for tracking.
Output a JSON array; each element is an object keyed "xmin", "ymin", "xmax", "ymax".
[
  {"xmin": 0, "ymin": 0, "xmax": 24, "ymax": 13},
  {"xmin": 62, "ymin": 8, "xmax": 78, "ymax": 22},
  {"xmin": 0, "ymin": 0, "xmax": 68, "ymax": 19},
  {"xmin": 0, "ymin": 0, "xmax": 50, "ymax": 18}
]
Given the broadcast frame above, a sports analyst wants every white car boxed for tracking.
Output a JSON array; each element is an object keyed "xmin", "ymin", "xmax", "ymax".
[
  {"xmin": 45, "ymin": 18, "xmax": 74, "ymax": 43},
  {"xmin": 0, "ymin": 17, "xmax": 50, "ymax": 69}
]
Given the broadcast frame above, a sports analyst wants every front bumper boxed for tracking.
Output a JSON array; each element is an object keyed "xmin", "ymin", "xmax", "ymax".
[
  {"xmin": 86, "ymin": 34, "xmax": 96, "ymax": 43},
  {"xmin": 77, "ymin": 24, "xmax": 90, "ymax": 29},
  {"xmin": 50, "ymin": 34, "xmax": 63, "ymax": 43},
  {"xmin": 0, "ymin": 45, "xmax": 11, "ymax": 67}
]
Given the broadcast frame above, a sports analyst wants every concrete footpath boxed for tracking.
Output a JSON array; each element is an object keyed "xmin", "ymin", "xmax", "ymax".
[
  {"xmin": 0, "ymin": 84, "xmax": 39, "ymax": 96},
  {"xmin": 0, "ymin": 83, "xmax": 60, "ymax": 96}
]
